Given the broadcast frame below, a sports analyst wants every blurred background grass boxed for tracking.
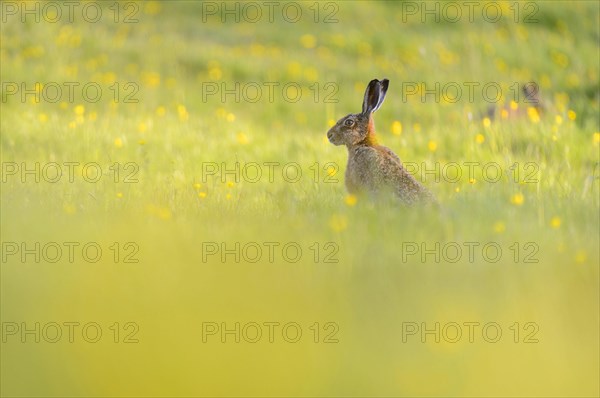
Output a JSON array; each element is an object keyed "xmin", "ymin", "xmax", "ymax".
[{"xmin": 1, "ymin": 0, "xmax": 599, "ymax": 397}]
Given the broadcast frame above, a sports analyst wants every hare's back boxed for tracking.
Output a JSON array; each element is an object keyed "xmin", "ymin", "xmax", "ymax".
[
  {"xmin": 350, "ymin": 145, "xmax": 406, "ymax": 184},
  {"xmin": 375, "ymin": 146, "xmax": 432, "ymax": 202}
]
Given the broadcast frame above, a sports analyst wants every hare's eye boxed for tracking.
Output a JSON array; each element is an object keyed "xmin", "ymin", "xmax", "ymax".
[{"xmin": 344, "ymin": 119, "xmax": 354, "ymax": 127}]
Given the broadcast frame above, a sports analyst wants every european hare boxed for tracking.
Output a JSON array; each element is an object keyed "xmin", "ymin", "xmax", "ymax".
[
  {"xmin": 486, "ymin": 83, "xmax": 544, "ymax": 120},
  {"xmin": 327, "ymin": 78, "xmax": 434, "ymax": 205}
]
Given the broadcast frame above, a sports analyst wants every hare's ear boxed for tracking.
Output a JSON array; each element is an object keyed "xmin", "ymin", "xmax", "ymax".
[
  {"xmin": 376, "ymin": 79, "xmax": 389, "ymax": 111},
  {"xmin": 362, "ymin": 78, "xmax": 389, "ymax": 115}
]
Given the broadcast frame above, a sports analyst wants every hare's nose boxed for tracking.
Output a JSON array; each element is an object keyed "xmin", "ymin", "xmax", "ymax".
[{"xmin": 327, "ymin": 130, "xmax": 333, "ymax": 140}]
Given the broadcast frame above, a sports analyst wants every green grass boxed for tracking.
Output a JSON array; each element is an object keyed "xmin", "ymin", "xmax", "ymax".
[{"xmin": 1, "ymin": 1, "xmax": 599, "ymax": 397}]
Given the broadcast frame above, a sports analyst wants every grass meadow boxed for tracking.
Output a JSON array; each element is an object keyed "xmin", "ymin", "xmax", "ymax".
[{"xmin": 1, "ymin": 0, "xmax": 599, "ymax": 396}]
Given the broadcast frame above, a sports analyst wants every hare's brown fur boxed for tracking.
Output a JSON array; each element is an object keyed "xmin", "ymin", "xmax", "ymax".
[{"xmin": 328, "ymin": 79, "xmax": 434, "ymax": 205}]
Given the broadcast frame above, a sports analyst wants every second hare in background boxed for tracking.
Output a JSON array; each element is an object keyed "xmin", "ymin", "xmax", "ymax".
[
  {"xmin": 327, "ymin": 78, "xmax": 434, "ymax": 205},
  {"xmin": 486, "ymin": 83, "xmax": 545, "ymax": 121}
]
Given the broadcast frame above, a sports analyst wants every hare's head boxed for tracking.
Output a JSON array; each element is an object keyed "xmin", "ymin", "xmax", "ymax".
[
  {"xmin": 522, "ymin": 83, "xmax": 543, "ymax": 108},
  {"xmin": 327, "ymin": 78, "xmax": 389, "ymax": 146}
]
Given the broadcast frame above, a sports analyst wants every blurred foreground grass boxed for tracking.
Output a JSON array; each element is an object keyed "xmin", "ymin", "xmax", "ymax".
[{"xmin": 1, "ymin": 1, "xmax": 599, "ymax": 396}]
